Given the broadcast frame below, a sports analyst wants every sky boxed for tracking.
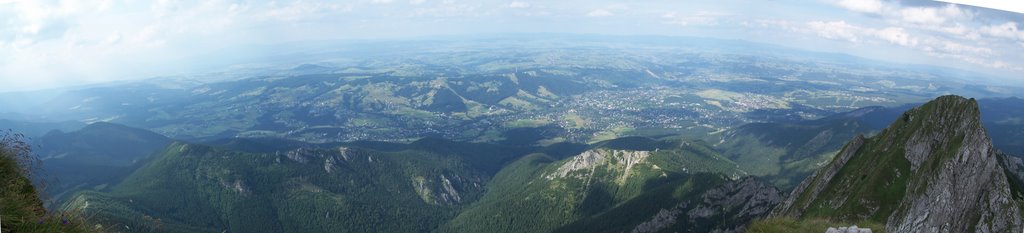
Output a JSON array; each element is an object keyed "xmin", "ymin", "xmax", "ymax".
[{"xmin": 1, "ymin": 0, "xmax": 1023, "ymax": 92}]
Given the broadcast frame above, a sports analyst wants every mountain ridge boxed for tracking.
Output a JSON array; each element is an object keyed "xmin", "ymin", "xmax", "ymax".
[{"xmin": 771, "ymin": 95, "xmax": 1024, "ymax": 232}]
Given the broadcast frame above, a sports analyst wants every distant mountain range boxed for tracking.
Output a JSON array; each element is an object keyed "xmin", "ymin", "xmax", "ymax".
[
  {"xmin": 2, "ymin": 39, "xmax": 1022, "ymax": 145},
  {"xmin": 45, "ymin": 123, "xmax": 776, "ymax": 232},
  {"xmin": 13, "ymin": 95, "xmax": 1014, "ymax": 232},
  {"xmin": 2, "ymin": 36, "xmax": 1023, "ymax": 232}
]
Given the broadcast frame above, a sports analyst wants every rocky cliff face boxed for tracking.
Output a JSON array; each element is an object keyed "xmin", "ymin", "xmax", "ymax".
[
  {"xmin": 631, "ymin": 177, "xmax": 782, "ymax": 233},
  {"xmin": 772, "ymin": 95, "xmax": 1024, "ymax": 233},
  {"xmin": 546, "ymin": 149, "xmax": 655, "ymax": 182}
]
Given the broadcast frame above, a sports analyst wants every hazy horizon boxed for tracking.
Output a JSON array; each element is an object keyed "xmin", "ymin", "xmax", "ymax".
[{"xmin": 2, "ymin": 0, "xmax": 1024, "ymax": 91}]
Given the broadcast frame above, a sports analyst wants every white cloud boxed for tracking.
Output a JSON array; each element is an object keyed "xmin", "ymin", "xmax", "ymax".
[
  {"xmin": 104, "ymin": 32, "xmax": 121, "ymax": 45},
  {"xmin": 807, "ymin": 21, "xmax": 862, "ymax": 43},
  {"xmin": 0, "ymin": 0, "xmax": 1021, "ymax": 91},
  {"xmin": 263, "ymin": 1, "xmax": 352, "ymax": 21},
  {"xmin": 663, "ymin": 11, "xmax": 729, "ymax": 27},
  {"xmin": 508, "ymin": 1, "xmax": 530, "ymax": 8},
  {"xmin": 411, "ymin": 2, "xmax": 478, "ymax": 17},
  {"xmin": 899, "ymin": 7, "xmax": 945, "ymax": 24},
  {"xmin": 937, "ymin": 40, "xmax": 992, "ymax": 55},
  {"xmin": 876, "ymin": 27, "xmax": 918, "ymax": 47},
  {"xmin": 898, "ymin": 4, "xmax": 970, "ymax": 25},
  {"xmin": 938, "ymin": 0, "xmax": 1024, "ymax": 14},
  {"xmin": 794, "ymin": 20, "xmax": 918, "ymax": 48},
  {"xmin": 831, "ymin": 1, "xmax": 981, "ymax": 41},
  {"xmin": 980, "ymin": 22, "xmax": 1024, "ymax": 41},
  {"xmin": 781, "ymin": 18, "xmax": 1007, "ymax": 70},
  {"xmin": 586, "ymin": 9, "xmax": 613, "ymax": 17},
  {"xmin": 837, "ymin": 0, "xmax": 884, "ymax": 14}
]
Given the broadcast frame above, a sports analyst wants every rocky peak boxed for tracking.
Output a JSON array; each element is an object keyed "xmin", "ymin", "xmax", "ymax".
[
  {"xmin": 546, "ymin": 149, "xmax": 652, "ymax": 181},
  {"xmin": 895, "ymin": 95, "xmax": 983, "ymax": 171},
  {"xmin": 772, "ymin": 95, "xmax": 1023, "ymax": 233}
]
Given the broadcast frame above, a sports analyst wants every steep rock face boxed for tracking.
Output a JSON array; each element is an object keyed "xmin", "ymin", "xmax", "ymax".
[
  {"xmin": 413, "ymin": 174, "xmax": 468, "ymax": 205},
  {"xmin": 772, "ymin": 95, "xmax": 1023, "ymax": 233},
  {"xmin": 888, "ymin": 97, "xmax": 1020, "ymax": 232},
  {"xmin": 546, "ymin": 149, "xmax": 653, "ymax": 181},
  {"xmin": 631, "ymin": 177, "xmax": 782, "ymax": 233}
]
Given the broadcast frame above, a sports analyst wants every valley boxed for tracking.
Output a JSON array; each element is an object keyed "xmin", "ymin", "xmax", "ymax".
[
  {"xmin": 4, "ymin": 0, "xmax": 1024, "ymax": 230},
  {"xmin": 2, "ymin": 37, "xmax": 1023, "ymax": 233},
  {"xmin": 3, "ymin": 38, "xmax": 1018, "ymax": 145}
]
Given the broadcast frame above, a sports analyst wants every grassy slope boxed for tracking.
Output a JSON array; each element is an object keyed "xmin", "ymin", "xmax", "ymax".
[
  {"xmin": 1, "ymin": 136, "xmax": 90, "ymax": 232},
  {"xmin": 793, "ymin": 97, "xmax": 971, "ymax": 222},
  {"xmin": 551, "ymin": 173, "xmax": 730, "ymax": 233},
  {"xmin": 68, "ymin": 140, "xmax": 502, "ymax": 232},
  {"xmin": 715, "ymin": 106, "xmax": 905, "ymax": 190},
  {"xmin": 767, "ymin": 96, "xmax": 987, "ymax": 230},
  {"xmin": 440, "ymin": 138, "xmax": 744, "ymax": 233},
  {"xmin": 36, "ymin": 122, "xmax": 173, "ymax": 200}
]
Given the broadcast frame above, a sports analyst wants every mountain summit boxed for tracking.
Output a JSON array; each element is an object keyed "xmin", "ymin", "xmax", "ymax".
[{"xmin": 772, "ymin": 95, "xmax": 1023, "ymax": 232}]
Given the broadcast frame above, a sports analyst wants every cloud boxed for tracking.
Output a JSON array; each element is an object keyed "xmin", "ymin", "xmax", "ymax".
[
  {"xmin": 831, "ymin": 1, "xmax": 980, "ymax": 39},
  {"xmin": 586, "ymin": 9, "xmax": 613, "ymax": 17},
  {"xmin": 980, "ymin": 22, "xmax": 1024, "ymax": 41},
  {"xmin": 821, "ymin": 0, "xmax": 1024, "ymax": 71},
  {"xmin": 1, "ymin": 0, "xmax": 1022, "ymax": 91},
  {"xmin": 807, "ymin": 21, "xmax": 862, "ymax": 43},
  {"xmin": 837, "ymin": 0, "xmax": 884, "ymax": 14},
  {"xmin": 898, "ymin": 5, "xmax": 970, "ymax": 25},
  {"xmin": 663, "ymin": 11, "xmax": 729, "ymax": 27},
  {"xmin": 410, "ymin": 2, "xmax": 479, "ymax": 17},
  {"xmin": 798, "ymin": 21, "xmax": 919, "ymax": 47},
  {"xmin": 508, "ymin": 1, "xmax": 530, "ymax": 8},
  {"xmin": 876, "ymin": 27, "xmax": 918, "ymax": 47},
  {"xmin": 938, "ymin": 0, "xmax": 1024, "ymax": 14},
  {"xmin": 263, "ymin": 1, "xmax": 353, "ymax": 21},
  {"xmin": 764, "ymin": 16, "xmax": 1016, "ymax": 71},
  {"xmin": 936, "ymin": 40, "xmax": 992, "ymax": 55}
]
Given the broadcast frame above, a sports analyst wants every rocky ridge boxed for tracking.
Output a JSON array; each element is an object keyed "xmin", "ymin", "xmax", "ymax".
[
  {"xmin": 631, "ymin": 177, "xmax": 782, "ymax": 233},
  {"xmin": 772, "ymin": 95, "xmax": 1023, "ymax": 233}
]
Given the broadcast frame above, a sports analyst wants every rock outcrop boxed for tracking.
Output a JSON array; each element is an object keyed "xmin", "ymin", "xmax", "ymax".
[
  {"xmin": 547, "ymin": 149, "xmax": 653, "ymax": 181},
  {"xmin": 826, "ymin": 225, "xmax": 873, "ymax": 233},
  {"xmin": 412, "ymin": 174, "xmax": 472, "ymax": 205},
  {"xmin": 772, "ymin": 95, "xmax": 1024, "ymax": 233},
  {"xmin": 632, "ymin": 177, "xmax": 782, "ymax": 233}
]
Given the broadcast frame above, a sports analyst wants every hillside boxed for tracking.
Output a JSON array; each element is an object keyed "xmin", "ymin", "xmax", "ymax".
[
  {"xmin": 0, "ymin": 133, "xmax": 89, "ymax": 232},
  {"xmin": 38, "ymin": 125, "xmax": 789, "ymax": 232},
  {"xmin": 63, "ymin": 136, "xmax": 541, "ymax": 232},
  {"xmin": 719, "ymin": 98, "xmax": 1024, "ymax": 191},
  {"xmin": 441, "ymin": 137, "xmax": 780, "ymax": 233},
  {"xmin": 35, "ymin": 122, "xmax": 172, "ymax": 200},
  {"xmin": 0, "ymin": 119, "xmax": 84, "ymax": 138},
  {"xmin": 769, "ymin": 95, "xmax": 1024, "ymax": 232},
  {"xmin": 716, "ymin": 105, "xmax": 909, "ymax": 189}
]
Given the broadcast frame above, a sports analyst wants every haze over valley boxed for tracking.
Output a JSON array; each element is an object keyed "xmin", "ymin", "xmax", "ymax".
[{"xmin": 2, "ymin": 1, "xmax": 1024, "ymax": 232}]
